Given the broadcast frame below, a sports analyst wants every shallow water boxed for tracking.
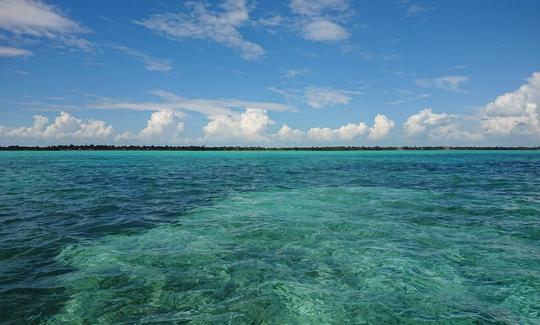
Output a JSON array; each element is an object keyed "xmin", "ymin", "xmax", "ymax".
[{"xmin": 1, "ymin": 151, "xmax": 539, "ymax": 324}]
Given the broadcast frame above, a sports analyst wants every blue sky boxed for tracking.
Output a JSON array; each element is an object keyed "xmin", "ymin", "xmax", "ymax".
[{"xmin": 0, "ymin": 0, "xmax": 539, "ymax": 146}]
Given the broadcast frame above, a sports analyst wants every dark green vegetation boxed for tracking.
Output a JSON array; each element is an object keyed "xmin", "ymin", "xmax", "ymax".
[{"xmin": 1, "ymin": 145, "xmax": 539, "ymax": 151}]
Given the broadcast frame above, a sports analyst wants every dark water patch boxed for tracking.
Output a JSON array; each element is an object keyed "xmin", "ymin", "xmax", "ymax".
[{"xmin": 0, "ymin": 151, "xmax": 539, "ymax": 323}]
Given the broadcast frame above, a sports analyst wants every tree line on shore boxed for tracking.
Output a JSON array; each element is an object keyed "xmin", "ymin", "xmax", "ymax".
[{"xmin": 0, "ymin": 145, "xmax": 539, "ymax": 151}]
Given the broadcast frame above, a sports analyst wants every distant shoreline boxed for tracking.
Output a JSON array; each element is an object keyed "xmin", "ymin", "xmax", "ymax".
[{"xmin": 1, "ymin": 145, "xmax": 539, "ymax": 151}]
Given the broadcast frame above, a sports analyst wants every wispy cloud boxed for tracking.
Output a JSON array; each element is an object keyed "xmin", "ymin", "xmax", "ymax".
[
  {"xmin": 268, "ymin": 85, "xmax": 362, "ymax": 108},
  {"xmin": 13, "ymin": 70, "xmax": 30, "ymax": 75},
  {"xmin": 281, "ymin": 68, "xmax": 309, "ymax": 79},
  {"xmin": 386, "ymin": 93, "xmax": 431, "ymax": 105},
  {"xmin": 301, "ymin": 19, "xmax": 348, "ymax": 41},
  {"xmin": 340, "ymin": 44, "xmax": 399, "ymax": 61},
  {"xmin": 404, "ymin": 72, "xmax": 540, "ymax": 141},
  {"xmin": 0, "ymin": 46, "xmax": 32, "ymax": 57},
  {"xmin": 290, "ymin": 0, "xmax": 351, "ymax": 42},
  {"xmin": 134, "ymin": 0, "xmax": 264, "ymax": 60},
  {"xmin": 91, "ymin": 89, "xmax": 293, "ymax": 117},
  {"xmin": 110, "ymin": 45, "xmax": 172, "ymax": 72},
  {"xmin": 267, "ymin": 86, "xmax": 300, "ymax": 100},
  {"xmin": 395, "ymin": 0, "xmax": 434, "ymax": 18},
  {"xmin": 415, "ymin": 75, "xmax": 470, "ymax": 93},
  {"xmin": 304, "ymin": 86, "xmax": 361, "ymax": 108},
  {"xmin": 0, "ymin": 0, "xmax": 94, "ymax": 52}
]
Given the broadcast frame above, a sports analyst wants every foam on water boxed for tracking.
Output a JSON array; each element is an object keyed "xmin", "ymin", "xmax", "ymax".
[{"xmin": 50, "ymin": 186, "xmax": 539, "ymax": 324}]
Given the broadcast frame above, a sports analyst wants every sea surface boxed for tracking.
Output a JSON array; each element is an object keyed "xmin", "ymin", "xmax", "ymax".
[{"xmin": 0, "ymin": 150, "xmax": 539, "ymax": 324}]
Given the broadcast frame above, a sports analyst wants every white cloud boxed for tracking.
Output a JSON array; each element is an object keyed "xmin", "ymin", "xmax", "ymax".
[
  {"xmin": 0, "ymin": 46, "xmax": 32, "ymax": 57},
  {"xmin": 140, "ymin": 110, "xmax": 184, "ymax": 139},
  {"xmin": 0, "ymin": 112, "xmax": 113, "ymax": 143},
  {"xmin": 0, "ymin": 0, "xmax": 93, "ymax": 52},
  {"xmin": 308, "ymin": 121, "xmax": 368, "ymax": 141},
  {"xmin": 480, "ymin": 72, "xmax": 540, "ymax": 135},
  {"xmin": 404, "ymin": 108, "xmax": 454, "ymax": 136},
  {"xmin": 276, "ymin": 114, "xmax": 393, "ymax": 142},
  {"xmin": 416, "ymin": 76, "xmax": 469, "ymax": 93},
  {"xmin": 290, "ymin": 0, "xmax": 350, "ymax": 42},
  {"xmin": 117, "ymin": 109, "xmax": 185, "ymax": 144},
  {"xmin": 257, "ymin": 15, "xmax": 283, "ymax": 27},
  {"xmin": 267, "ymin": 86, "xmax": 299, "ymax": 100},
  {"xmin": 267, "ymin": 86, "xmax": 361, "ymax": 108},
  {"xmin": 304, "ymin": 87, "xmax": 361, "ymax": 108},
  {"xmin": 290, "ymin": 0, "xmax": 348, "ymax": 16},
  {"xmin": 135, "ymin": 0, "xmax": 264, "ymax": 60},
  {"xmin": 395, "ymin": 0, "xmax": 433, "ymax": 17},
  {"xmin": 111, "ymin": 45, "xmax": 172, "ymax": 72},
  {"xmin": 404, "ymin": 108, "xmax": 481, "ymax": 141},
  {"xmin": 339, "ymin": 44, "xmax": 399, "ymax": 61},
  {"xmin": 203, "ymin": 108, "xmax": 274, "ymax": 142},
  {"xmin": 386, "ymin": 92, "xmax": 431, "ymax": 105},
  {"xmin": 0, "ymin": 110, "xmax": 188, "ymax": 145},
  {"xmin": 369, "ymin": 114, "xmax": 395, "ymax": 139},
  {"xmin": 14, "ymin": 70, "xmax": 30, "ymax": 75},
  {"xmin": 404, "ymin": 72, "xmax": 540, "ymax": 142},
  {"xmin": 92, "ymin": 90, "xmax": 293, "ymax": 117},
  {"xmin": 282, "ymin": 68, "xmax": 309, "ymax": 79},
  {"xmin": 276, "ymin": 124, "xmax": 305, "ymax": 141},
  {"xmin": 301, "ymin": 19, "xmax": 348, "ymax": 41}
]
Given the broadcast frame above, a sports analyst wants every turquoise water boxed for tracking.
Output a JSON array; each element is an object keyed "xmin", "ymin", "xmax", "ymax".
[{"xmin": 0, "ymin": 151, "xmax": 539, "ymax": 324}]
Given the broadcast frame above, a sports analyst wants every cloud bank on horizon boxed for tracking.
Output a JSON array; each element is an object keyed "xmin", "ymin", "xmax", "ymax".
[{"xmin": 0, "ymin": 0, "xmax": 539, "ymax": 146}]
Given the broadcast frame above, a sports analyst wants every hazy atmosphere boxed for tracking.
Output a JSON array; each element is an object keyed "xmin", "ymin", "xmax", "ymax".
[{"xmin": 1, "ymin": 0, "xmax": 539, "ymax": 146}]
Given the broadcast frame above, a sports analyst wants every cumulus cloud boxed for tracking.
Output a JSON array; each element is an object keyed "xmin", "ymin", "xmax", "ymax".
[
  {"xmin": 308, "ymin": 121, "xmax": 368, "ymax": 141},
  {"xmin": 135, "ymin": 0, "xmax": 264, "ymax": 60},
  {"xmin": 304, "ymin": 87, "xmax": 361, "ymax": 108},
  {"xmin": 301, "ymin": 19, "xmax": 348, "ymax": 41},
  {"xmin": 0, "ymin": 0, "xmax": 93, "ymax": 52},
  {"xmin": 404, "ymin": 108, "xmax": 455, "ymax": 136},
  {"xmin": 405, "ymin": 72, "xmax": 540, "ymax": 142},
  {"xmin": 90, "ymin": 90, "xmax": 295, "ymax": 144},
  {"xmin": 276, "ymin": 114, "xmax": 394, "ymax": 142},
  {"xmin": 416, "ymin": 76, "xmax": 469, "ymax": 93},
  {"xmin": 276, "ymin": 124, "xmax": 305, "ymax": 141},
  {"xmin": 0, "ymin": 110, "xmax": 189, "ymax": 145},
  {"xmin": 111, "ymin": 45, "xmax": 172, "ymax": 72},
  {"xmin": 0, "ymin": 112, "xmax": 113, "ymax": 143},
  {"xmin": 480, "ymin": 72, "xmax": 540, "ymax": 135},
  {"xmin": 203, "ymin": 108, "xmax": 274, "ymax": 142},
  {"xmin": 117, "ymin": 110, "xmax": 185, "ymax": 144},
  {"xmin": 290, "ymin": 0, "xmax": 350, "ymax": 42},
  {"xmin": 369, "ymin": 114, "xmax": 395, "ymax": 139},
  {"xmin": 140, "ymin": 110, "xmax": 183, "ymax": 138},
  {"xmin": 404, "ymin": 108, "xmax": 481, "ymax": 141},
  {"xmin": 403, "ymin": 73, "xmax": 540, "ymax": 142},
  {"xmin": 0, "ymin": 46, "xmax": 32, "ymax": 57}
]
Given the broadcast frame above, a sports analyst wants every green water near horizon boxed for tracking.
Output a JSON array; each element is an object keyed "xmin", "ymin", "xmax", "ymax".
[{"xmin": 0, "ymin": 151, "xmax": 539, "ymax": 324}]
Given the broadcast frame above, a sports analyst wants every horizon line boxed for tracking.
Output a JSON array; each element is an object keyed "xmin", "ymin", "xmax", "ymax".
[{"xmin": 1, "ymin": 145, "xmax": 540, "ymax": 151}]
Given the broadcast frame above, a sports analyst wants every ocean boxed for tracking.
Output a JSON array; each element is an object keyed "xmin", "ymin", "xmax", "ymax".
[{"xmin": 0, "ymin": 151, "xmax": 539, "ymax": 324}]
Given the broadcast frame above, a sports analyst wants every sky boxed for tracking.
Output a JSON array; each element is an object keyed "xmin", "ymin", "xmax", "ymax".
[{"xmin": 0, "ymin": 0, "xmax": 539, "ymax": 146}]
